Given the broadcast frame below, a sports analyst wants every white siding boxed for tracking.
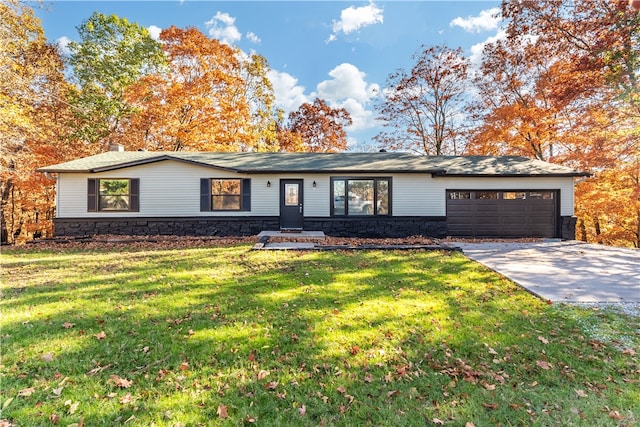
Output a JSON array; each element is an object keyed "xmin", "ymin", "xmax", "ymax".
[{"xmin": 56, "ymin": 160, "xmax": 575, "ymax": 218}]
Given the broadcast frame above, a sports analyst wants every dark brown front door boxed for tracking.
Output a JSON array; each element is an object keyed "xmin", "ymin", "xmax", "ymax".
[{"xmin": 280, "ymin": 179, "xmax": 304, "ymax": 230}]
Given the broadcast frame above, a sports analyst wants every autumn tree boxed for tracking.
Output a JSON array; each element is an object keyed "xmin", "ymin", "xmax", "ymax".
[
  {"xmin": 281, "ymin": 98, "xmax": 352, "ymax": 152},
  {"xmin": 467, "ymin": 0, "xmax": 639, "ymax": 246},
  {"xmin": 67, "ymin": 12, "xmax": 166, "ymax": 150},
  {"xmin": 374, "ymin": 45, "xmax": 470, "ymax": 155},
  {"xmin": 240, "ymin": 53, "xmax": 280, "ymax": 151},
  {"xmin": 124, "ymin": 26, "xmax": 256, "ymax": 151},
  {"xmin": 0, "ymin": 1, "xmax": 75, "ymax": 243}
]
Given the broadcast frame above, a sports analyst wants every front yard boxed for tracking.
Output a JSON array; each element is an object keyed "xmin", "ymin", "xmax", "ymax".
[{"xmin": 1, "ymin": 243, "xmax": 638, "ymax": 426}]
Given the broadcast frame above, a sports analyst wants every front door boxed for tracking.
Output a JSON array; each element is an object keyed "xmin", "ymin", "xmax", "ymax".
[{"xmin": 280, "ymin": 179, "xmax": 304, "ymax": 230}]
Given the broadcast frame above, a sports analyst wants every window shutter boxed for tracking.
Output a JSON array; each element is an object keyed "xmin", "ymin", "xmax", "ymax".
[
  {"xmin": 241, "ymin": 179, "xmax": 251, "ymax": 211},
  {"xmin": 200, "ymin": 178, "xmax": 211, "ymax": 211},
  {"xmin": 87, "ymin": 179, "xmax": 97, "ymax": 212},
  {"xmin": 130, "ymin": 179, "xmax": 140, "ymax": 212}
]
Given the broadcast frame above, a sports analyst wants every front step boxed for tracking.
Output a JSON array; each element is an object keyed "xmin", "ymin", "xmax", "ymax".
[
  {"xmin": 254, "ymin": 230, "xmax": 325, "ymax": 250},
  {"xmin": 257, "ymin": 230, "xmax": 325, "ymax": 241}
]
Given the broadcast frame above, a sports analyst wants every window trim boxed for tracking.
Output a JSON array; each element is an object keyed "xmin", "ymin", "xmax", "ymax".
[
  {"xmin": 88, "ymin": 178, "xmax": 139, "ymax": 212},
  {"xmin": 330, "ymin": 177, "xmax": 392, "ymax": 217},
  {"xmin": 200, "ymin": 178, "xmax": 251, "ymax": 212}
]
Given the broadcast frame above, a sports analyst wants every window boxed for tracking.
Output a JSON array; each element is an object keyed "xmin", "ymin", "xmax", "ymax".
[
  {"xmin": 88, "ymin": 178, "xmax": 139, "ymax": 212},
  {"xmin": 448, "ymin": 192, "xmax": 471, "ymax": 200},
  {"xmin": 529, "ymin": 191, "xmax": 554, "ymax": 199},
  {"xmin": 476, "ymin": 191, "xmax": 499, "ymax": 199},
  {"xmin": 212, "ymin": 179, "xmax": 241, "ymax": 210},
  {"xmin": 503, "ymin": 192, "xmax": 526, "ymax": 200},
  {"xmin": 331, "ymin": 178, "xmax": 391, "ymax": 216},
  {"xmin": 201, "ymin": 178, "xmax": 251, "ymax": 212}
]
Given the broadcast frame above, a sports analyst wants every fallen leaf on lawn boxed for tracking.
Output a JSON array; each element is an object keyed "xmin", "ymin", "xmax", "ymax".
[
  {"xmin": 350, "ymin": 345, "xmax": 360, "ymax": 355},
  {"xmin": 536, "ymin": 360, "xmax": 553, "ymax": 370},
  {"xmin": 257, "ymin": 370, "xmax": 269, "ymax": 380},
  {"xmin": 244, "ymin": 415, "xmax": 256, "ymax": 423},
  {"xmin": 574, "ymin": 389, "xmax": 587, "ymax": 398},
  {"xmin": 110, "ymin": 375, "xmax": 132, "ymax": 388},
  {"xmin": 487, "ymin": 347, "xmax": 498, "ymax": 355},
  {"xmin": 142, "ymin": 346, "xmax": 149, "ymax": 353},
  {"xmin": 387, "ymin": 390, "xmax": 399, "ymax": 398},
  {"xmin": 538, "ymin": 336, "xmax": 549, "ymax": 344},
  {"xmin": 570, "ymin": 407, "xmax": 580, "ymax": 414},
  {"xmin": 52, "ymin": 387, "xmax": 64, "ymax": 397},
  {"xmin": 49, "ymin": 412, "xmax": 60, "ymax": 424},
  {"xmin": 466, "ymin": 423, "xmax": 476, "ymax": 427},
  {"xmin": 265, "ymin": 381, "xmax": 278, "ymax": 390},
  {"xmin": 337, "ymin": 386, "xmax": 346, "ymax": 394},
  {"xmin": 119, "ymin": 393, "xmax": 132, "ymax": 404},
  {"xmin": 67, "ymin": 401, "xmax": 79, "ymax": 414},
  {"xmin": 482, "ymin": 402, "xmax": 498, "ymax": 410},
  {"xmin": 622, "ymin": 348, "xmax": 636, "ymax": 356},
  {"xmin": 217, "ymin": 404, "xmax": 229, "ymax": 419},
  {"xmin": 432, "ymin": 418, "xmax": 445, "ymax": 425},
  {"xmin": 42, "ymin": 353, "xmax": 54, "ymax": 362},
  {"xmin": 298, "ymin": 404, "xmax": 306, "ymax": 415},
  {"xmin": 608, "ymin": 410, "xmax": 625, "ymax": 420},
  {"xmin": 106, "ymin": 392, "xmax": 117, "ymax": 399},
  {"xmin": 179, "ymin": 362, "xmax": 189, "ymax": 371},
  {"xmin": 363, "ymin": 373, "xmax": 374, "ymax": 383},
  {"xmin": 95, "ymin": 331, "xmax": 106, "ymax": 340},
  {"xmin": 18, "ymin": 387, "xmax": 35, "ymax": 397},
  {"xmin": 62, "ymin": 322, "xmax": 75, "ymax": 329},
  {"xmin": 483, "ymin": 383, "xmax": 496, "ymax": 391}
]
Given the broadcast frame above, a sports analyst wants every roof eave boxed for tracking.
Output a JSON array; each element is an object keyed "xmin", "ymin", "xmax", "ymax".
[{"xmin": 431, "ymin": 172, "xmax": 592, "ymax": 178}]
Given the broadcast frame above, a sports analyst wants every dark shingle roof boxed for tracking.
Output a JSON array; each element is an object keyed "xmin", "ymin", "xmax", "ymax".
[{"xmin": 37, "ymin": 151, "xmax": 590, "ymax": 177}]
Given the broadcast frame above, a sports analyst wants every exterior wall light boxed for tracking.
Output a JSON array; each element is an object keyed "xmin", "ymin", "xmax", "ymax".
[
  {"xmin": 313, "ymin": 181, "xmax": 317, "ymax": 188},
  {"xmin": 267, "ymin": 181, "xmax": 271, "ymax": 188}
]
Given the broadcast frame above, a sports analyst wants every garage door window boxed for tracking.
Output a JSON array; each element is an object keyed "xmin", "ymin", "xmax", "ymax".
[
  {"xmin": 503, "ymin": 192, "xmax": 526, "ymax": 200},
  {"xmin": 530, "ymin": 191, "xmax": 554, "ymax": 199},
  {"xmin": 477, "ymin": 191, "xmax": 499, "ymax": 199},
  {"xmin": 448, "ymin": 192, "xmax": 471, "ymax": 200}
]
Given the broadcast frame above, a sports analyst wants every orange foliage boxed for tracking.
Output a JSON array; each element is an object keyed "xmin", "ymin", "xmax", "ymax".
[{"xmin": 123, "ymin": 26, "xmax": 252, "ymax": 152}]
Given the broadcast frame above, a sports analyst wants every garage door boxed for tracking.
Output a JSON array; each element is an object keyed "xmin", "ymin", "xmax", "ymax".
[{"xmin": 446, "ymin": 190, "xmax": 558, "ymax": 238}]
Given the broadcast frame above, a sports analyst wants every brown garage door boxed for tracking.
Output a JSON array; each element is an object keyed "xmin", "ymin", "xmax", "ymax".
[{"xmin": 446, "ymin": 190, "xmax": 558, "ymax": 238}]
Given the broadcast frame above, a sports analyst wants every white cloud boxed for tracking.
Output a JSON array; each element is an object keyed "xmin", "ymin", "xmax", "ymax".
[
  {"xmin": 327, "ymin": 1, "xmax": 383, "ymax": 43},
  {"xmin": 246, "ymin": 32, "xmax": 261, "ymax": 44},
  {"xmin": 267, "ymin": 70, "xmax": 309, "ymax": 113},
  {"xmin": 315, "ymin": 63, "xmax": 380, "ymax": 132},
  {"xmin": 56, "ymin": 36, "xmax": 71, "ymax": 55},
  {"xmin": 316, "ymin": 63, "xmax": 379, "ymax": 104},
  {"xmin": 450, "ymin": 7, "xmax": 501, "ymax": 33},
  {"xmin": 469, "ymin": 29, "xmax": 507, "ymax": 65},
  {"xmin": 205, "ymin": 12, "xmax": 242, "ymax": 45},
  {"xmin": 147, "ymin": 25, "xmax": 162, "ymax": 41}
]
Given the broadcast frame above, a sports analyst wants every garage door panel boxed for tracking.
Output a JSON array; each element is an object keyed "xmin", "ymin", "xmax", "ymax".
[{"xmin": 446, "ymin": 190, "xmax": 557, "ymax": 238}]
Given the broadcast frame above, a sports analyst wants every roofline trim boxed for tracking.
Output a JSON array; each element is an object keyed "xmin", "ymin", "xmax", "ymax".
[{"xmin": 431, "ymin": 172, "xmax": 592, "ymax": 178}]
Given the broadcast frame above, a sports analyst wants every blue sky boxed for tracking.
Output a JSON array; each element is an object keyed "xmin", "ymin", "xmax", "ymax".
[{"xmin": 34, "ymin": 1, "xmax": 504, "ymax": 149}]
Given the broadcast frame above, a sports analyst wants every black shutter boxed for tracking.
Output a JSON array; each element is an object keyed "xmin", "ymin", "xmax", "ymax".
[
  {"xmin": 200, "ymin": 178, "xmax": 211, "ymax": 211},
  {"xmin": 129, "ymin": 179, "xmax": 140, "ymax": 212},
  {"xmin": 87, "ymin": 179, "xmax": 98, "ymax": 212},
  {"xmin": 241, "ymin": 179, "xmax": 251, "ymax": 211}
]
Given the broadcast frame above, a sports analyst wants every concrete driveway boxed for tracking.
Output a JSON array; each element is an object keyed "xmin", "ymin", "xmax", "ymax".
[{"xmin": 452, "ymin": 241, "xmax": 640, "ymax": 303}]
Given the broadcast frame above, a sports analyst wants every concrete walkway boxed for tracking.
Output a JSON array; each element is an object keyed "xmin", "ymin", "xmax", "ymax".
[{"xmin": 452, "ymin": 241, "xmax": 640, "ymax": 303}]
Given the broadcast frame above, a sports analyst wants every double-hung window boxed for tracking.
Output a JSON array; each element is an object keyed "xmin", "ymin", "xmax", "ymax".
[
  {"xmin": 200, "ymin": 178, "xmax": 251, "ymax": 211},
  {"xmin": 331, "ymin": 177, "xmax": 391, "ymax": 216}
]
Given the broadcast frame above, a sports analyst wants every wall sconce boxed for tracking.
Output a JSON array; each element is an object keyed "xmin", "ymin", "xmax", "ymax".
[
  {"xmin": 267, "ymin": 181, "xmax": 271, "ymax": 188},
  {"xmin": 312, "ymin": 180, "xmax": 317, "ymax": 188}
]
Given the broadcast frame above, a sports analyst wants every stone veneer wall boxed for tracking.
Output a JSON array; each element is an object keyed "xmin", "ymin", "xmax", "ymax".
[
  {"xmin": 560, "ymin": 216, "xmax": 577, "ymax": 240},
  {"xmin": 53, "ymin": 216, "xmax": 448, "ymax": 238},
  {"xmin": 54, "ymin": 216, "xmax": 572, "ymax": 239}
]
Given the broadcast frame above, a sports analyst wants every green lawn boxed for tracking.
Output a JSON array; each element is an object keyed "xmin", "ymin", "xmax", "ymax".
[{"xmin": 1, "ymin": 244, "xmax": 638, "ymax": 426}]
